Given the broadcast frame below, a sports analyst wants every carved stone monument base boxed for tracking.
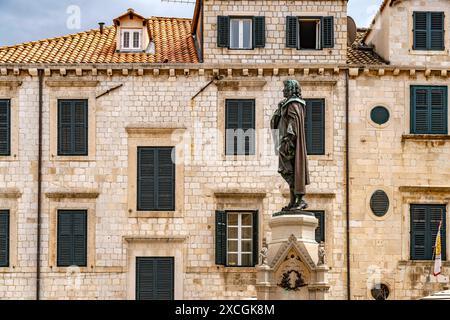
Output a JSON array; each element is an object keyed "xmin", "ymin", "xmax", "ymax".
[{"xmin": 256, "ymin": 211, "xmax": 330, "ymax": 300}]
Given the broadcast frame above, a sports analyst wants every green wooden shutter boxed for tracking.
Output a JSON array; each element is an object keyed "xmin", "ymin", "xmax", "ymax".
[
  {"xmin": 156, "ymin": 148, "xmax": 175, "ymax": 211},
  {"xmin": 430, "ymin": 12, "xmax": 444, "ymax": 50},
  {"xmin": 136, "ymin": 257, "xmax": 174, "ymax": 300},
  {"xmin": 430, "ymin": 87, "xmax": 447, "ymax": 134},
  {"xmin": 57, "ymin": 211, "xmax": 87, "ymax": 267},
  {"xmin": 58, "ymin": 100, "xmax": 88, "ymax": 156},
  {"xmin": 286, "ymin": 16, "xmax": 298, "ymax": 48},
  {"xmin": 226, "ymin": 100, "xmax": 239, "ymax": 155},
  {"xmin": 0, "ymin": 210, "xmax": 9, "ymax": 267},
  {"xmin": 226, "ymin": 100, "xmax": 255, "ymax": 156},
  {"xmin": 217, "ymin": 16, "xmax": 230, "ymax": 48},
  {"xmin": 411, "ymin": 205, "xmax": 427, "ymax": 260},
  {"xmin": 252, "ymin": 211, "xmax": 259, "ymax": 266},
  {"xmin": 241, "ymin": 100, "xmax": 256, "ymax": 155},
  {"xmin": 411, "ymin": 86, "xmax": 447, "ymax": 134},
  {"xmin": 0, "ymin": 100, "xmax": 10, "ymax": 156},
  {"xmin": 215, "ymin": 211, "xmax": 227, "ymax": 265},
  {"xmin": 321, "ymin": 16, "xmax": 334, "ymax": 48},
  {"xmin": 253, "ymin": 16, "xmax": 266, "ymax": 48},
  {"xmin": 305, "ymin": 99, "xmax": 325, "ymax": 155},
  {"xmin": 312, "ymin": 211, "xmax": 325, "ymax": 243},
  {"xmin": 413, "ymin": 12, "xmax": 428, "ymax": 50},
  {"xmin": 137, "ymin": 148, "xmax": 156, "ymax": 211}
]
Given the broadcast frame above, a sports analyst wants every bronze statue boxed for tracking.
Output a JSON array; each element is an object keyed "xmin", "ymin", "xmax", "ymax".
[{"xmin": 271, "ymin": 80, "xmax": 310, "ymax": 211}]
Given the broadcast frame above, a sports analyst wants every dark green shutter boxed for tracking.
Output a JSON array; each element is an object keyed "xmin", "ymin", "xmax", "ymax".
[
  {"xmin": 138, "ymin": 147, "xmax": 175, "ymax": 211},
  {"xmin": 58, "ymin": 100, "xmax": 88, "ymax": 156},
  {"xmin": 225, "ymin": 100, "xmax": 255, "ymax": 156},
  {"xmin": 321, "ymin": 16, "xmax": 334, "ymax": 48},
  {"xmin": 313, "ymin": 211, "xmax": 325, "ymax": 243},
  {"xmin": 136, "ymin": 257, "xmax": 174, "ymax": 300},
  {"xmin": 286, "ymin": 16, "xmax": 298, "ymax": 48},
  {"xmin": 0, "ymin": 210, "xmax": 9, "ymax": 267},
  {"xmin": 217, "ymin": 16, "xmax": 230, "ymax": 48},
  {"xmin": 0, "ymin": 100, "xmax": 10, "ymax": 156},
  {"xmin": 411, "ymin": 205, "xmax": 446, "ymax": 260},
  {"xmin": 411, "ymin": 86, "xmax": 447, "ymax": 134},
  {"xmin": 305, "ymin": 99, "xmax": 325, "ymax": 155},
  {"xmin": 413, "ymin": 12, "xmax": 428, "ymax": 50},
  {"xmin": 215, "ymin": 211, "xmax": 227, "ymax": 265},
  {"xmin": 253, "ymin": 16, "xmax": 266, "ymax": 48},
  {"xmin": 252, "ymin": 211, "xmax": 259, "ymax": 266},
  {"xmin": 430, "ymin": 12, "xmax": 444, "ymax": 50},
  {"xmin": 57, "ymin": 210, "xmax": 87, "ymax": 267}
]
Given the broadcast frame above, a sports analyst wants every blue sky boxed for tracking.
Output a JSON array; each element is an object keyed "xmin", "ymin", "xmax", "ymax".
[{"xmin": 0, "ymin": 0, "xmax": 383, "ymax": 47}]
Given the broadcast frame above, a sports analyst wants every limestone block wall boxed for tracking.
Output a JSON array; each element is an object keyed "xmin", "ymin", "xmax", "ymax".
[
  {"xmin": 203, "ymin": 0, "xmax": 348, "ymax": 65},
  {"xmin": 349, "ymin": 73, "xmax": 450, "ymax": 300},
  {"xmin": 0, "ymin": 69, "xmax": 346, "ymax": 299}
]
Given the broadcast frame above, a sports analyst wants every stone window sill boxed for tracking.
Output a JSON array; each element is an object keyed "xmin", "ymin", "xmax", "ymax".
[
  {"xmin": 398, "ymin": 260, "xmax": 450, "ymax": 267},
  {"xmin": 128, "ymin": 210, "xmax": 182, "ymax": 218},
  {"xmin": 402, "ymin": 134, "xmax": 450, "ymax": 142},
  {"xmin": 409, "ymin": 49, "xmax": 449, "ymax": 56}
]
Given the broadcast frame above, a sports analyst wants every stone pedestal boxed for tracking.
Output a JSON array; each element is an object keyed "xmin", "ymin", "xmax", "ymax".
[{"xmin": 256, "ymin": 210, "xmax": 330, "ymax": 300}]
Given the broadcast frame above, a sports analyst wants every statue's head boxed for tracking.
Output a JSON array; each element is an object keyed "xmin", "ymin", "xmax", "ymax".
[{"xmin": 283, "ymin": 79, "xmax": 302, "ymax": 99}]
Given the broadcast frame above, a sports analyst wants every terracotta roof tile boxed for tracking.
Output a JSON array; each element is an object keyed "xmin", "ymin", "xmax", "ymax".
[
  {"xmin": 0, "ymin": 17, "xmax": 199, "ymax": 64},
  {"xmin": 347, "ymin": 29, "xmax": 387, "ymax": 65}
]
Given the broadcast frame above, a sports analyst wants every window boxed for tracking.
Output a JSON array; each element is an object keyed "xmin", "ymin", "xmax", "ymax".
[
  {"xmin": 0, "ymin": 210, "xmax": 9, "ymax": 267},
  {"xmin": 413, "ymin": 12, "xmax": 445, "ymax": 51},
  {"xmin": 121, "ymin": 29, "xmax": 142, "ymax": 50},
  {"xmin": 312, "ymin": 211, "xmax": 325, "ymax": 243},
  {"xmin": 217, "ymin": 16, "xmax": 265, "ymax": 49},
  {"xmin": 225, "ymin": 99, "xmax": 255, "ymax": 156},
  {"xmin": 305, "ymin": 99, "xmax": 325, "ymax": 155},
  {"xmin": 215, "ymin": 211, "xmax": 258, "ymax": 267},
  {"xmin": 410, "ymin": 204, "xmax": 446, "ymax": 260},
  {"xmin": 137, "ymin": 147, "xmax": 175, "ymax": 211},
  {"xmin": 136, "ymin": 257, "xmax": 174, "ymax": 300},
  {"xmin": 57, "ymin": 210, "xmax": 87, "ymax": 267},
  {"xmin": 58, "ymin": 99, "xmax": 88, "ymax": 156},
  {"xmin": 286, "ymin": 16, "xmax": 334, "ymax": 50},
  {"xmin": 410, "ymin": 86, "xmax": 447, "ymax": 134},
  {"xmin": 370, "ymin": 106, "xmax": 390, "ymax": 125},
  {"xmin": 0, "ymin": 100, "xmax": 10, "ymax": 156}
]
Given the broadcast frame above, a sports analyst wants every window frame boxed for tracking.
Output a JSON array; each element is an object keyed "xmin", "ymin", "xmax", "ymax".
[
  {"xmin": 413, "ymin": 11, "xmax": 445, "ymax": 51},
  {"xmin": 305, "ymin": 98, "xmax": 326, "ymax": 155},
  {"xmin": 0, "ymin": 99, "xmax": 11, "ymax": 156},
  {"xmin": 226, "ymin": 211, "xmax": 254, "ymax": 267},
  {"xmin": 56, "ymin": 210, "xmax": 88, "ymax": 267},
  {"xmin": 298, "ymin": 17, "xmax": 322, "ymax": 50},
  {"xmin": 57, "ymin": 99, "xmax": 89, "ymax": 156},
  {"xmin": 225, "ymin": 99, "xmax": 256, "ymax": 156},
  {"xmin": 121, "ymin": 29, "xmax": 143, "ymax": 51},
  {"xmin": 229, "ymin": 17, "xmax": 253, "ymax": 50},
  {"xmin": 0, "ymin": 210, "xmax": 10, "ymax": 268}
]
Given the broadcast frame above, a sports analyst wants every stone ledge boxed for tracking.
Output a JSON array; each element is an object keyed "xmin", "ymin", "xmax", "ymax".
[
  {"xmin": 215, "ymin": 79, "xmax": 267, "ymax": 91},
  {"xmin": 282, "ymin": 190, "xmax": 336, "ymax": 198},
  {"xmin": 402, "ymin": 134, "xmax": 450, "ymax": 142},
  {"xmin": 0, "ymin": 80, "xmax": 22, "ymax": 88},
  {"xmin": 126, "ymin": 123, "xmax": 187, "ymax": 135},
  {"xmin": 399, "ymin": 186, "xmax": 450, "ymax": 193},
  {"xmin": 45, "ymin": 190, "xmax": 100, "ymax": 199},
  {"xmin": 46, "ymin": 80, "xmax": 99, "ymax": 87},
  {"xmin": 0, "ymin": 189, "xmax": 22, "ymax": 198},
  {"xmin": 186, "ymin": 266, "xmax": 256, "ymax": 273},
  {"xmin": 213, "ymin": 189, "xmax": 267, "ymax": 199},
  {"xmin": 123, "ymin": 236, "xmax": 186, "ymax": 242},
  {"xmin": 398, "ymin": 260, "xmax": 450, "ymax": 267}
]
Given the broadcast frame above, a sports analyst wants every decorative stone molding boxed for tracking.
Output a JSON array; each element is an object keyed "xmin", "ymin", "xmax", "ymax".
[
  {"xmin": 45, "ymin": 190, "xmax": 100, "ymax": 199},
  {"xmin": 401, "ymin": 134, "xmax": 450, "ymax": 142},
  {"xmin": 215, "ymin": 79, "xmax": 267, "ymax": 91},
  {"xmin": 270, "ymin": 235, "xmax": 316, "ymax": 271},
  {"xmin": 0, "ymin": 81, "xmax": 22, "ymax": 88},
  {"xmin": 46, "ymin": 80, "xmax": 99, "ymax": 87},
  {"xmin": 282, "ymin": 189, "xmax": 335, "ymax": 198},
  {"xmin": 0, "ymin": 189, "xmax": 22, "ymax": 198},
  {"xmin": 213, "ymin": 189, "xmax": 267, "ymax": 199},
  {"xmin": 398, "ymin": 186, "xmax": 450, "ymax": 193},
  {"xmin": 125, "ymin": 124, "xmax": 187, "ymax": 135},
  {"xmin": 124, "ymin": 236, "xmax": 186, "ymax": 242}
]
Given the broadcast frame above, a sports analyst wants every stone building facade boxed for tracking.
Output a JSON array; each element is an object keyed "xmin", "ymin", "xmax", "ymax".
[{"xmin": 0, "ymin": 0, "xmax": 448, "ymax": 300}]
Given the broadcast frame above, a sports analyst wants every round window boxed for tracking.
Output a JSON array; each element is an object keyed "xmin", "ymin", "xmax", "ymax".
[
  {"xmin": 370, "ymin": 190, "xmax": 389, "ymax": 217},
  {"xmin": 370, "ymin": 106, "xmax": 390, "ymax": 125},
  {"xmin": 371, "ymin": 283, "xmax": 390, "ymax": 300}
]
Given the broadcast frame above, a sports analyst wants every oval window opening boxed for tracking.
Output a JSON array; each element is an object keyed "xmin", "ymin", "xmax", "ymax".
[
  {"xmin": 370, "ymin": 106, "xmax": 390, "ymax": 125},
  {"xmin": 370, "ymin": 190, "xmax": 389, "ymax": 217},
  {"xmin": 371, "ymin": 283, "xmax": 390, "ymax": 300}
]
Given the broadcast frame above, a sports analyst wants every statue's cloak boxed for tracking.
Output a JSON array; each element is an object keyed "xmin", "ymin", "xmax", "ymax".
[{"xmin": 271, "ymin": 97, "xmax": 310, "ymax": 194}]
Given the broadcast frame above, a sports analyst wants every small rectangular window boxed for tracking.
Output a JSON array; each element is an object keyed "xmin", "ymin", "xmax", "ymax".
[
  {"xmin": 411, "ymin": 86, "xmax": 447, "ymax": 134},
  {"xmin": 0, "ymin": 210, "xmax": 9, "ymax": 267},
  {"xmin": 305, "ymin": 99, "xmax": 325, "ymax": 155},
  {"xmin": 230, "ymin": 18, "xmax": 253, "ymax": 49},
  {"xmin": 123, "ymin": 31, "xmax": 130, "ymax": 48},
  {"xmin": 0, "ymin": 100, "xmax": 10, "ymax": 156},
  {"xmin": 133, "ymin": 31, "xmax": 141, "ymax": 49},
  {"xmin": 57, "ymin": 210, "xmax": 87, "ymax": 267},
  {"xmin": 122, "ymin": 29, "xmax": 141, "ymax": 50},
  {"xmin": 413, "ymin": 11, "xmax": 445, "ymax": 51},
  {"xmin": 225, "ymin": 99, "xmax": 255, "ymax": 156},
  {"xmin": 286, "ymin": 16, "xmax": 334, "ymax": 50},
  {"xmin": 58, "ymin": 99, "xmax": 88, "ymax": 156},
  {"xmin": 299, "ymin": 19, "xmax": 321, "ymax": 50}
]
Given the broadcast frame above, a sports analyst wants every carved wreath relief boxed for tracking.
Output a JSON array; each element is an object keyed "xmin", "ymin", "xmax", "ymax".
[{"xmin": 276, "ymin": 250, "xmax": 309, "ymax": 291}]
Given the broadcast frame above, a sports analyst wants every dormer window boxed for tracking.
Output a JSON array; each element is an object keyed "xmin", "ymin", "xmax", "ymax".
[{"xmin": 121, "ymin": 29, "xmax": 142, "ymax": 50}]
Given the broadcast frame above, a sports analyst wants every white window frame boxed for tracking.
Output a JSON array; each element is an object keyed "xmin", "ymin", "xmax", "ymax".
[
  {"xmin": 229, "ymin": 18, "xmax": 253, "ymax": 50},
  {"xmin": 121, "ymin": 29, "xmax": 142, "ymax": 51},
  {"xmin": 298, "ymin": 18, "xmax": 322, "ymax": 50},
  {"xmin": 226, "ymin": 212, "xmax": 253, "ymax": 266}
]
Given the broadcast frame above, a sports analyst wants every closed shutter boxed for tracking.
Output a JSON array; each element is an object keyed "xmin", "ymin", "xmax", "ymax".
[
  {"xmin": 305, "ymin": 99, "xmax": 325, "ymax": 155},
  {"xmin": 225, "ymin": 100, "xmax": 255, "ymax": 156},
  {"xmin": 286, "ymin": 16, "xmax": 298, "ymax": 48},
  {"xmin": 217, "ymin": 16, "xmax": 230, "ymax": 48},
  {"xmin": 411, "ymin": 205, "xmax": 446, "ymax": 260},
  {"xmin": 411, "ymin": 86, "xmax": 447, "ymax": 134},
  {"xmin": 252, "ymin": 211, "xmax": 259, "ymax": 266},
  {"xmin": 138, "ymin": 147, "xmax": 175, "ymax": 211},
  {"xmin": 321, "ymin": 16, "xmax": 334, "ymax": 48},
  {"xmin": 136, "ymin": 257, "xmax": 174, "ymax": 300},
  {"xmin": 57, "ymin": 210, "xmax": 87, "ymax": 267},
  {"xmin": 58, "ymin": 100, "xmax": 88, "ymax": 156},
  {"xmin": 253, "ymin": 16, "xmax": 266, "ymax": 48},
  {"xmin": 313, "ymin": 211, "xmax": 325, "ymax": 243},
  {"xmin": 413, "ymin": 12, "xmax": 428, "ymax": 50},
  {"xmin": 215, "ymin": 210, "xmax": 227, "ymax": 265},
  {"xmin": 0, "ymin": 210, "xmax": 9, "ymax": 267},
  {"xmin": 0, "ymin": 100, "xmax": 10, "ymax": 156},
  {"xmin": 430, "ymin": 12, "xmax": 444, "ymax": 50}
]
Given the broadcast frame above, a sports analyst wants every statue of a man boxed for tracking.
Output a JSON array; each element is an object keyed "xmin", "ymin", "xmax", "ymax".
[{"xmin": 271, "ymin": 80, "xmax": 310, "ymax": 211}]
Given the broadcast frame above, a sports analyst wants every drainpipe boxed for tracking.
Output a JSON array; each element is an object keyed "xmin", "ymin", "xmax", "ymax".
[
  {"xmin": 36, "ymin": 69, "xmax": 44, "ymax": 300},
  {"xmin": 345, "ymin": 69, "xmax": 351, "ymax": 300}
]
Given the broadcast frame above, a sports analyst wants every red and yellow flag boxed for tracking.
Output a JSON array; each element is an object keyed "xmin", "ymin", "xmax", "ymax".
[{"xmin": 433, "ymin": 221, "xmax": 442, "ymax": 277}]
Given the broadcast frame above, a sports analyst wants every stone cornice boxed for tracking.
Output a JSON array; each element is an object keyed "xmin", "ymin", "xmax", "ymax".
[
  {"xmin": 0, "ymin": 188, "xmax": 22, "ymax": 199},
  {"xmin": 46, "ymin": 80, "xmax": 99, "ymax": 87},
  {"xmin": 123, "ymin": 236, "xmax": 186, "ymax": 242},
  {"xmin": 399, "ymin": 186, "xmax": 450, "ymax": 193},
  {"xmin": 125, "ymin": 124, "xmax": 187, "ymax": 135},
  {"xmin": 45, "ymin": 190, "xmax": 100, "ymax": 199},
  {"xmin": 0, "ymin": 80, "xmax": 22, "ymax": 88},
  {"xmin": 212, "ymin": 189, "xmax": 267, "ymax": 199}
]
